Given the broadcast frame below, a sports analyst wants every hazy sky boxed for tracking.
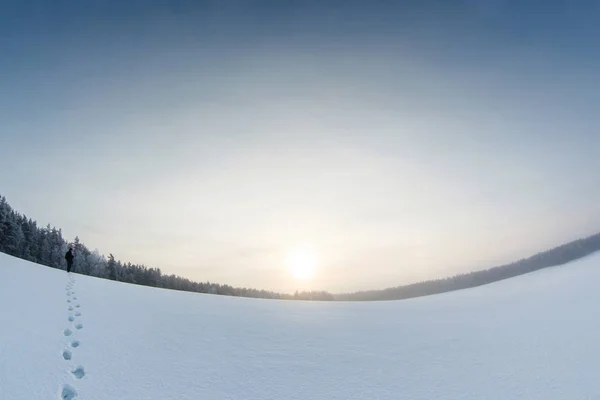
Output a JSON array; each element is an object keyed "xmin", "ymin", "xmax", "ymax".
[{"xmin": 2, "ymin": 1, "xmax": 600, "ymax": 293}]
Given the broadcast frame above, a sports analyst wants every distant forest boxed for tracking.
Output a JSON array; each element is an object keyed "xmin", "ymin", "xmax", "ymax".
[
  {"xmin": 0, "ymin": 195, "xmax": 332, "ymax": 301},
  {"xmin": 1, "ymin": 194, "xmax": 599, "ymax": 301}
]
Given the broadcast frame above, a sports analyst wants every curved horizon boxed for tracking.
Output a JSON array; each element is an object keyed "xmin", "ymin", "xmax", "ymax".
[
  {"xmin": 3, "ymin": 1, "xmax": 600, "ymax": 293},
  {"xmin": 1, "ymin": 192, "xmax": 597, "ymax": 299}
]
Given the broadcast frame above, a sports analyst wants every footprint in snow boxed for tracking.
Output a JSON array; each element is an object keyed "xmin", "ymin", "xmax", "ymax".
[
  {"xmin": 68, "ymin": 316, "xmax": 75, "ymax": 322},
  {"xmin": 63, "ymin": 329, "xmax": 72, "ymax": 337},
  {"xmin": 71, "ymin": 340, "xmax": 80, "ymax": 348},
  {"xmin": 75, "ymin": 305, "xmax": 80, "ymax": 308},
  {"xmin": 75, "ymin": 312, "xmax": 81, "ymax": 317},
  {"xmin": 73, "ymin": 297, "xmax": 77, "ymax": 300},
  {"xmin": 62, "ymin": 350, "xmax": 72, "ymax": 360},
  {"xmin": 67, "ymin": 300, "xmax": 71, "ymax": 303},
  {"xmin": 71, "ymin": 366, "xmax": 85, "ymax": 379},
  {"xmin": 61, "ymin": 384, "xmax": 77, "ymax": 400},
  {"xmin": 75, "ymin": 324, "xmax": 83, "ymax": 330},
  {"xmin": 68, "ymin": 306, "xmax": 73, "ymax": 311}
]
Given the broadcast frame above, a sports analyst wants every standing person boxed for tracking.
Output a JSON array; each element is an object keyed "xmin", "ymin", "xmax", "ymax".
[{"xmin": 65, "ymin": 247, "xmax": 74, "ymax": 273}]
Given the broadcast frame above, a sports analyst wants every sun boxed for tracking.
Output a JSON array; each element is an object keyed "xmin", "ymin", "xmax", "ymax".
[{"xmin": 285, "ymin": 247, "xmax": 318, "ymax": 280}]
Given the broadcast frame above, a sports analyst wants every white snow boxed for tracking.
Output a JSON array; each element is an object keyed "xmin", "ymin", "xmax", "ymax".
[{"xmin": 1, "ymin": 251, "xmax": 600, "ymax": 399}]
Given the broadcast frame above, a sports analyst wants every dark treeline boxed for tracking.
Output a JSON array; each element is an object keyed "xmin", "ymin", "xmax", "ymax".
[
  {"xmin": 0, "ymin": 195, "xmax": 333, "ymax": 301},
  {"xmin": 336, "ymin": 233, "xmax": 600, "ymax": 301},
  {"xmin": 1, "ymin": 194, "xmax": 599, "ymax": 302}
]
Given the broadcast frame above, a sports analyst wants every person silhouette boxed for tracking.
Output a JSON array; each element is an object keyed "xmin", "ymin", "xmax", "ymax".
[{"xmin": 65, "ymin": 247, "xmax": 74, "ymax": 273}]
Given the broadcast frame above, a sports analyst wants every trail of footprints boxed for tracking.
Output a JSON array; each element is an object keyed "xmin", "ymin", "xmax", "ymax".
[{"xmin": 60, "ymin": 276, "xmax": 86, "ymax": 399}]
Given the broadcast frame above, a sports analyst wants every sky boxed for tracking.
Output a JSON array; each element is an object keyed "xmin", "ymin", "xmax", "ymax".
[{"xmin": 2, "ymin": 0, "xmax": 600, "ymax": 294}]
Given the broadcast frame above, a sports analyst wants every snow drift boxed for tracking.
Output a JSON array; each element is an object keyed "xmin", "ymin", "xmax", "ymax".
[{"xmin": 1, "ymin": 251, "xmax": 599, "ymax": 400}]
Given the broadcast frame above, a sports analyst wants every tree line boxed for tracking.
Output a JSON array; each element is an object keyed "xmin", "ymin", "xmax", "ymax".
[
  {"xmin": 1, "ymin": 194, "xmax": 599, "ymax": 301},
  {"xmin": 0, "ymin": 195, "xmax": 333, "ymax": 301},
  {"xmin": 336, "ymin": 233, "xmax": 600, "ymax": 300}
]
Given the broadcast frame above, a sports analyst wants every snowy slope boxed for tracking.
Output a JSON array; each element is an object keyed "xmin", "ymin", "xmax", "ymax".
[{"xmin": 1, "ymin": 252, "xmax": 600, "ymax": 400}]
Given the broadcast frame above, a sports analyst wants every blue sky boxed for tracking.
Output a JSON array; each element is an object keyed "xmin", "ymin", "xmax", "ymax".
[{"xmin": 2, "ymin": 1, "xmax": 600, "ymax": 293}]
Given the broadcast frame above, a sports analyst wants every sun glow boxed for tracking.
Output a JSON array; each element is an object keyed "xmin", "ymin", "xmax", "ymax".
[{"xmin": 285, "ymin": 247, "xmax": 318, "ymax": 280}]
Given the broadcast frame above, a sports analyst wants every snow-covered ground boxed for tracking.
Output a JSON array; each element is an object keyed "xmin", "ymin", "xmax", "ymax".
[{"xmin": 1, "ymin": 252, "xmax": 600, "ymax": 400}]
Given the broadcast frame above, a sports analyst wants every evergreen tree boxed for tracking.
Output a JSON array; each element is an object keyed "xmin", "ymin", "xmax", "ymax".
[
  {"xmin": 72, "ymin": 236, "xmax": 92, "ymax": 274},
  {"xmin": 49, "ymin": 228, "xmax": 66, "ymax": 269},
  {"xmin": 106, "ymin": 253, "xmax": 117, "ymax": 280},
  {"xmin": 1, "ymin": 213, "xmax": 24, "ymax": 256},
  {"xmin": 37, "ymin": 226, "xmax": 52, "ymax": 266},
  {"xmin": 20, "ymin": 218, "xmax": 39, "ymax": 262}
]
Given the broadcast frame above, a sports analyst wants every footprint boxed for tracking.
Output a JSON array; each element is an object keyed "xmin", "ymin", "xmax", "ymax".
[
  {"xmin": 75, "ymin": 312, "xmax": 81, "ymax": 317},
  {"xmin": 63, "ymin": 329, "xmax": 72, "ymax": 337},
  {"xmin": 71, "ymin": 340, "xmax": 80, "ymax": 348},
  {"xmin": 71, "ymin": 366, "xmax": 85, "ymax": 379},
  {"xmin": 61, "ymin": 384, "xmax": 77, "ymax": 400},
  {"xmin": 68, "ymin": 306, "xmax": 74, "ymax": 311},
  {"xmin": 73, "ymin": 297, "xmax": 77, "ymax": 300},
  {"xmin": 75, "ymin": 305, "xmax": 80, "ymax": 308},
  {"xmin": 68, "ymin": 316, "xmax": 75, "ymax": 322},
  {"xmin": 75, "ymin": 324, "xmax": 83, "ymax": 330},
  {"xmin": 67, "ymin": 299, "xmax": 71, "ymax": 303},
  {"xmin": 62, "ymin": 350, "xmax": 72, "ymax": 360}
]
